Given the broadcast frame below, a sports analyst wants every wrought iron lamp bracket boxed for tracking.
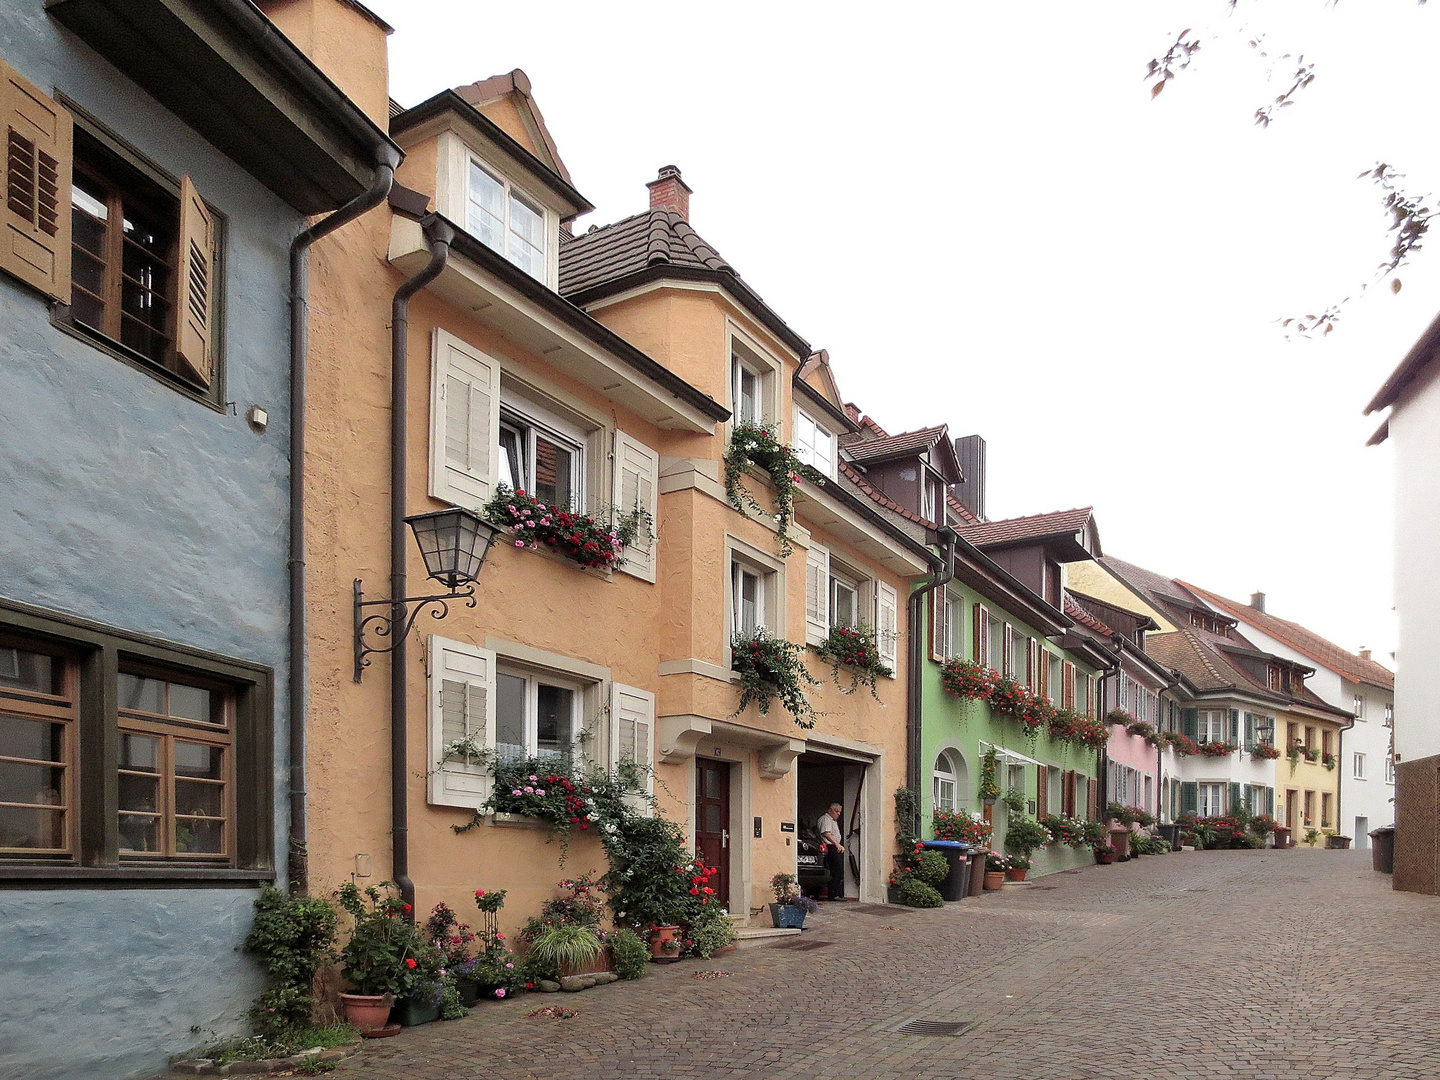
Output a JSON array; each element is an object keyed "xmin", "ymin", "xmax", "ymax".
[{"xmin": 353, "ymin": 578, "xmax": 477, "ymax": 681}]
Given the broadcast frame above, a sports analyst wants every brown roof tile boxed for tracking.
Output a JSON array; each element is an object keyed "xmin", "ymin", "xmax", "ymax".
[
  {"xmin": 959, "ymin": 507, "xmax": 1094, "ymax": 549},
  {"xmin": 841, "ymin": 425, "xmax": 949, "ymax": 462},
  {"xmin": 1065, "ymin": 596, "xmax": 1115, "ymax": 637},
  {"xmin": 838, "ymin": 460, "xmax": 937, "ymax": 529},
  {"xmin": 559, "ymin": 209, "xmax": 733, "ymax": 295},
  {"xmin": 1180, "ymin": 583, "xmax": 1394, "ymax": 691}
]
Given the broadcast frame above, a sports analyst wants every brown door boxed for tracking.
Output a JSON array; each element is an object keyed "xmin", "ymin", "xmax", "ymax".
[
  {"xmin": 695, "ymin": 759, "xmax": 731, "ymax": 907},
  {"xmin": 1285, "ymin": 789, "xmax": 1298, "ymax": 831}
]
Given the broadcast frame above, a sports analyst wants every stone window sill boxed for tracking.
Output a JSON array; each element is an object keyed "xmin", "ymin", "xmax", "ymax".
[{"xmin": 0, "ymin": 865, "xmax": 274, "ymax": 888}]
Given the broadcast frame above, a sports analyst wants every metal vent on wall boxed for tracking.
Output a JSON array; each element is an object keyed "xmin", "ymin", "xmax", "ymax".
[{"xmin": 893, "ymin": 1019, "xmax": 974, "ymax": 1037}]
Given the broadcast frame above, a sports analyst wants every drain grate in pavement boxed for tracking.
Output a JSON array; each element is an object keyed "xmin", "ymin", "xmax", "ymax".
[
  {"xmin": 767, "ymin": 939, "xmax": 833, "ymax": 951},
  {"xmin": 893, "ymin": 1019, "xmax": 974, "ymax": 1037}
]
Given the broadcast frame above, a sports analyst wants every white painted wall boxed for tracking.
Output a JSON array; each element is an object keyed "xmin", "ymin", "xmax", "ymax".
[
  {"xmin": 1198, "ymin": 612, "xmax": 1395, "ymax": 841},
  {"xmin": 1391, "ymin": 362, "xmax": 1440, "ymax": 763}
]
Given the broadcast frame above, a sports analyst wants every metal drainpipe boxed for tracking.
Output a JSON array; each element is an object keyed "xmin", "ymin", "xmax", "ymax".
[
  {"xmin": 390, "ymin": 220, "xmax": 455, "ymax": 912},
  {"xmin": 287, "ymin": 160, "xmax": 397, "ymax": 895},
  {"xmin": 1096, "ymin": 646, "xmax": 1122, "ymax": 814},
  {"xmin": 906, "ymin": 527, "xmax": 957, "ymax": 835}
]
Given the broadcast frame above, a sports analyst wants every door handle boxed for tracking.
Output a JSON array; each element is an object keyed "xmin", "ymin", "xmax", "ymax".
[{"xmin": 721, "ymin": 829, "xmax": 729, "ymax": 849}]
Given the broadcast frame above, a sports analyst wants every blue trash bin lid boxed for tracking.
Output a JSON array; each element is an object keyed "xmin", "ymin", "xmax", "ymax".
[{"xmin": 922, "ymin": 840, "xmax": 970, "ymax": 849}]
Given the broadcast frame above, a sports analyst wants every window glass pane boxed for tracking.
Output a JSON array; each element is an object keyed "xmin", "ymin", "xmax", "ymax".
[
  {"xmin": 120, "ymin": 732, "xmax": 159, "ymax": 774},
  {"xmin": 495, "ymin": 673, "xmax": 526, "ymax": 763},
  {"xmin": 831, "ymin": 579, "xmax": 857, "ymax": 628},
  {"xmin": 468, "ymin": 163, "xmax": 505, "ymax": 253},
  {"xmin": 703, "ymin": 803, "xmax": 722, "ymax": 833},
  {"xmin": 0, "ymin": 758, "xmax": 64, "ymax": 806},
  {"xmin": 0, "ymin": 805, "xmax": 65, "ymax": 850},
  {"xmin": 0, "ymin": 648, "xmax": 61, "ymax": 695},
  {"xmin": 119, "ymin": 812, "xmax": 160, "ymax": 852},
  {"xmin": 174, "ymin": 741, "xmax": 223, "ymax": 780},
  {"xmin": 814, "ymin": 427, "xmax": 833, "ymax": 475},
  {"xmin": 536, "ymin": 684, "xmax": 573, "ymax": 759},
  {"xmin": 499, "ymin": 423, "xmax": 525, "ymax": 492},
  {"xmin": 736, "ymin": 364, "xmax": 759, "ymax": 424},
  {"xmin": 119, "ymin": 674, "xmax": 165, "ymax": 715},
  {"xmin": 533, "ymin": 435, "xmax": 573, "ymax": 510},
  {"xmin": 119, "ymin": 200, "xmax": 174, "ymax": 363},
  {"xmin": 168, "ymin": 683, "xmax": 212, "ymax": 724},
  {"xmin": 0, "ymin": 713, "xmax": 64, "ymax": 764},
  {"xmin": 175, "ymin": 779, "xmax": 223, "ymax": 818},
  {"xmin": 507, "ymin": 193, "xmax": 545, "ymax": 279},
  {"xmin": 176, "ymin": 817, "xmax": 223, "ymax": 854},
  {"xmin": 737, "ymin": 569, "xmax": 760, "ymax": 636}
]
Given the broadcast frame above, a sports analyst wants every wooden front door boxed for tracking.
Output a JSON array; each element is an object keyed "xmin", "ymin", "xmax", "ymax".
[
  {"xmin": 695, "ymin": 759, "xmax": 731, "ymax": 907},
  {"xmin": 1285, "ymin": 789, "xmax": 1298, "ymax": 832}
]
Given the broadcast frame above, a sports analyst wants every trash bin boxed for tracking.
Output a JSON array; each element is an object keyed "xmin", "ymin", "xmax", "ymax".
[
  {"xmin": 967, "ymin": 849, "xmax": 987, "ymax": 897},
  {"xmin": 921, "ymin": 840, "xmax": 972, "ymax": 901},
  {"xmin": 1370, "ymin": 826, "xmax": 1395, "ymax": 873},
  {"xmin": 1158, "ymin": 823, "xmax": 1181, "ymax": 852}
]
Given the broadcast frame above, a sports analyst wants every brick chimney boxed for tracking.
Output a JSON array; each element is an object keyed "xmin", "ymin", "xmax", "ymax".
[
  {"xmin": 1250, "ymin": 591, "xmax": 1266, "ymax": 613},
  {"xmin": 647, "ymin": 165, "xmax": 691, "ymax": 219},
  {"xmin": 1359, "ymin": 647, "xmax": 1372, "ymax": 661}
]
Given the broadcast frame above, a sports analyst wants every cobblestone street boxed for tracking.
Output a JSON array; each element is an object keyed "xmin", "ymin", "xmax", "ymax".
[{"xmin": 326, "ymin": 851, "xmax": 1440, "ymax": 1080}]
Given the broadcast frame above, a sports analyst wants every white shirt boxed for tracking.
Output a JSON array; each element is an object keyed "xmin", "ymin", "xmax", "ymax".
[{"xmin": 817, "ymin": 812, "xmax": 842, "ymax": 845}]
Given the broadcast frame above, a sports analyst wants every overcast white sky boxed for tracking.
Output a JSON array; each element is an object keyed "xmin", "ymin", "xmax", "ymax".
[{"xmin": 368, "ymin": 0, "xmax": 1439, "ymax": 667}]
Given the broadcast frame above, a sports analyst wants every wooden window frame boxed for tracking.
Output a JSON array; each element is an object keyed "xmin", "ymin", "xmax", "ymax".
[
  {"xmin": 0, "ymin": 599, "xmax": 272, "ymax": 884},
  {"xmin": 51, "ymin": 102, "xmax": 226, "ymax": 411},
  {"xmin": 0, "ymin": 636, "xmax": 80, "ymax": 860}
]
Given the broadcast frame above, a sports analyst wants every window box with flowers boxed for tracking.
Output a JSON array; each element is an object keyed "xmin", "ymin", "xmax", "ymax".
[
  {"xmin": 724, "ymin": 422, "xmax": 826, "ymax": 557},
  {"xmin": 1197, "ymin": 741, "xmax": 1238, "ymax": 758},
  {"xmin": 1251, "ymin": 742, "xmax": 1282, "ymax": 761},
  {"xmin": 816, "ymin": 623, "xmax": 892, "ymax": 699},
  {"xmin": 483, "ymin": 485, "xmax": 652, "ymax": 574},
  {"xmin": 1321, "ymin": 751, "xmax": 1337, "ymax": 771},
  {"xmin": 932, "ymin": 808, "xmax": 992, "ymax": 848},
  {"xmin": 731, "ymin": 628, "xmax": 822, "ymax": 729}
]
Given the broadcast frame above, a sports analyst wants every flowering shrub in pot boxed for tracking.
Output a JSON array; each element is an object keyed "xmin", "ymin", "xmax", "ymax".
[
  {"xmin": 1093, "ymin": 843, "xmax": 1118, "ymax": 864},
  {"xmin": 769, "ymin": 872, "xmax": 819, "ymax": 928},
  {"xmin": 1322, "ymin": 751, "xmax": 1337, "ymax": 770},
  {"xmin": 978, "ymin": 746, "xmax": 1001, "ymax": 803},
  {"xmin": 816, "ymin": 623, "xmax": 892, "ymax": 699},
  {"xmin": 1005, "ymin": 855, "xmax": 1032, "ymax": 881},
  {"xmin": 932, "ymin": 808, "xmax": 991, "ymax": 847},
  {"xmin": 1251, "ymin": 742, "xmax": 1282, "ymax": 760},
  {"xmin": 334, "ymin": 882, "xmax": 424, "ymax": 1032},
  {"xmin": 1003, "ymin": 816, "xmax": 1052, "ymax": 861},
  {"xmin": 982, "ymin": 853, "xmax": 1007, "ymax": 890}
]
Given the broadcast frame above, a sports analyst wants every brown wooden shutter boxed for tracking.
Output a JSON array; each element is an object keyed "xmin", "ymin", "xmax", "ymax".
[
  {"xmin": 0, "ymin": 58, "xmax": 70, "ymax": 301},
  {"xmin": 1062, "ymin": 661, "xmax": 1075, "ymax": 710},
  {"xmin": 1063, "ymin": 770, "xmax": 1076, "ymax": 817},
  {"xmin": 1036, "ymin": 764, "xmax": 1049, "ymax": 817},
  {"xmin": 1087, "ymin": 775, "xmax": 1099, "ymax": 820},
  {"xmin": 175, "ymin": 175, "xmax": 216, "ymax": 387}
]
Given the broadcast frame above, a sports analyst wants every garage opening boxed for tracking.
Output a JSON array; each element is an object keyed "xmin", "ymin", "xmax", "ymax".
[{"xmin": 797, "ymin": 749, "xmax": 869, "ymax": 901}]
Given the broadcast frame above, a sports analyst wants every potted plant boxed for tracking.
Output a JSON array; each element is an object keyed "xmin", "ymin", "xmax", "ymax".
[
  {"xmin": 769, "ymin": 872, "xmax": 818, "ymax": 928},
  {"xmin": 1004, "ymin": 854, "xmax": 1032, "ymax": 882},
  {"xmin": 983, "ymin": 853, "xmax": 1007, "ymax": 890},
  {"xmin": 425, "ymin": 901, "xmax": 478, "ymax": 1007},
  {"xmin": 334, "ymin": 881, "xmax": 421, "ymax": 1034},
  {"xmin": 979, "ymin": 747, "xmax": 1001, "ymax": 805},
  {"xmin": 1093, "ymin": 842, "xmax": 1118, "ymax": 865},
  {"xmin": 731, "ymin": 628, "xmax": 822, "ymax": 729}
]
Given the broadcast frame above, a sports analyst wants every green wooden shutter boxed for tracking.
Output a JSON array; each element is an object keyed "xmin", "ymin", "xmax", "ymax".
[
  {"xmin": 1182, "ymin": 708, "xmax": 1198, "ymax": 739},
  {"xmin": 1244, "ymin": 712, "xmax": 1256, "ymax": 750},
  {"xmin": 1228, "ymin": 709, "xmax": 1240, "ymax": 744},
  {"xmin": 1266, "ymin": 787, "xmax": 1274, "ymax": 816},
  {"xmin": 1181, "ymin": 782, "xmax": 1197, "ymax": 816},
  {"xmin": 1228, "ymin": 781, "xmax": 1241, "ymax": 814}
]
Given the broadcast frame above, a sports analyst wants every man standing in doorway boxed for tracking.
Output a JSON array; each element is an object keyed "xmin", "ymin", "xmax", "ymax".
[{"xmin": 818, "ymin": 802, "xmax": 845, "ymax": 900}]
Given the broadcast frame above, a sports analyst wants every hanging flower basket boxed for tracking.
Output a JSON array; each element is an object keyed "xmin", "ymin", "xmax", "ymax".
[
  {"xmin": 816, "ymin": 624, "xmax": 892, "ymax": 699},
  {"xmin": 731, "ymin": 628, "xmax": 822, "ymax": 729}
]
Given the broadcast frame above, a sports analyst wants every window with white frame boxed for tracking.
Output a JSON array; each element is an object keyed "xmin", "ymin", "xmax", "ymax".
[
  {"xmin": 990, "ymin": 619, "xmax": 1007, "ymax": 673},
  {"xmin": 497, "ymin": 400, "xmax": 585, "ymax": 510},
  {"xmin": 468, "ymin": 161, "xmax": 546, "ymax": 280},
  {"xmin": 1353, "ymin": 752, "xmax": 1366, "ymax": 779},
  {"xmin": 494, "ymin": 666, "xmax": 582, "ymax": 765},
  {"xmin": 1354, "ymin": 694, "xmax": 1366, "ymax": 720},
  {"xmin": 1386, "ymin": 755, "xmax": 1395, "ymax": 783},
  {"xmin": 933, "ymin": 751, "xmax": 958, "ymax": 813},
  {"xmin": 1006, "ymin": 762, "xmax": 1027, "ymax": 804},
  {"xmin": 1048, "ymin": 654, "xmax": 1062, "ymax": 704},
  {"xmin": 732, "ymin": 559, "xmax": 770, "ymax": 638},
  {"xmin": 1197, "ymin": 710, "xmax": 1227, "ymax": 743},
  {"xmin": 1384, "ymin": 702, "xmax": 1394, "ymax": 727},
  {"xmin": 1198, "ymin": 782, "xmax": 1225, "ymax": 818},
  {"xmin": 793, "ymin": 410, "xmax": 835, "ymax": 477},
  {"xmin": 830, "ymin": 571, "xmax": 859, "ymax": 630},
  {"xmin": 1074, "ymin": 674, "xmax": 1089, "ymax": 716},
  {"xmin": 731, "ymin": 354, "xmax": 767, "ymax": 426}
]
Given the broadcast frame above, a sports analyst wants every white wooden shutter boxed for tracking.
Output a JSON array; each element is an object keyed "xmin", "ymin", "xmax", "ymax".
[
  {"xmin": 974, "ymin": 603, "xmax": 991, "ymax": 667},
  {"xmin": 426, "ymin": 635, "xmax": 496, "ymax": 810},
  {"xmin": 0, "ymin": 58, "xmax": 70, "ymax": 301},
  {"xmin": 614, "ymin": 429, "xmax": 660, "ymax": 582},
  {"xmin": 805, "ymin": 541, "xmax": 830, "ymax": 646},
  {"xmin": 1003, "ymin": 624, "xmax": 1016, "ymax": 677},
  {"xmin": 430, "ymin": 329, "xmax": 500, "ymax": 511},
  {"xmin": 876, "ymin": 581, "xmax": 898, "ymax": 673},
  {"xmin": 175, "ymin": 175, "xmax": 216, "ymax": 387},
  {"xmin": 610, "ymin": 681, "xmax": 655, "ymax": 800}
]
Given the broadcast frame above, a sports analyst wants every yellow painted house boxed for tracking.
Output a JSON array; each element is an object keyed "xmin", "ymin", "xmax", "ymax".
[{"xmin": 275, "ymin": 0, "xmax": 934, "ymax": 937}]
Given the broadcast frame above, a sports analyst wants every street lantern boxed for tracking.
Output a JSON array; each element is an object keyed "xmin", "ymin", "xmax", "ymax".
[
  {"xmin": 405, "ymin": 508, "xmax": 499, "ymax": 590},
  {"xmin": 353, "ymin": 506, "xmax": 497, "ymax": 681}
]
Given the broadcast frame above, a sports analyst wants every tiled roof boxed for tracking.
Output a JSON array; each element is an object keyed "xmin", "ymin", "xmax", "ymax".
[
  {"xmin": 945, "ymin": 491, "xmax": 981, "ymax": 527},
  {"xmin": 841, "ymin": 425, "xmax": 949, "ymax": 462},
  {"xmin": 838, "ymin": 460, "xmax": 937, "ymax": 529},
  {"xmin": 959, "ymin": 507, "xmax": 1094, "ymax": 549},
  {"xmin": 559, "ymin": 210, "xmax": 733, "ymax": 296},
  {"xmin": 1065, "ymin": 595, "xmax": 1114, "ymax": 637},
  {"xmin": 1180, "ymin": 583, "xmax": 1395, "ymax": 691},
  {"xmin": 1146, "ymin": 629, "xmax": 1257, "ymax": 693},
  {"xmin": 1100, "ymin": 556, "xmax": 1207, "ymax": 616}
]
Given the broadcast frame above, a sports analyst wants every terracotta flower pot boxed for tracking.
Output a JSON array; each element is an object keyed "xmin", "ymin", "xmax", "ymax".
[
  {"xmin": 983, "ymin": 871, "xmax": 1005, "ymax": 890},
  {"xmin": 339, "ymin": 992, "xmax": 394, "ymax": 1033},
  {"xmin": 1005, "ymin": 867, "xmax": 1028, "ymax": 882},
  {"xmin": 648, "ymin": 924, "xmax": 681, "ymax": 962},
  {"xmin": 1094, "ymin": 850, "xmax": 1117, "ymax": 865}
]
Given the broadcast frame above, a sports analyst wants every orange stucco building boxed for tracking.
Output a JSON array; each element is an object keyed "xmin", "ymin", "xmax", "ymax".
[{"xmin": 271, "ymin": 0, "xmax": 935, "ymax": 935}]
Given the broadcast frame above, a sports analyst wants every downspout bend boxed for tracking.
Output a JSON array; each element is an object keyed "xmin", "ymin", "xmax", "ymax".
[
  {"xmin": 287, "ymin": 161, "xmax": 395, "ymax": 895},
  {"xmin": 390, "ymin": 219, "xmax": 455, "ymax": 912}
]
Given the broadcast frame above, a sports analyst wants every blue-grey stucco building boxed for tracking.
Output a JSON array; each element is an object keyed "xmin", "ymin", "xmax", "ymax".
[{"xmin": 0, "ymin": 3, "xmax": 395, "ymax": 1077}]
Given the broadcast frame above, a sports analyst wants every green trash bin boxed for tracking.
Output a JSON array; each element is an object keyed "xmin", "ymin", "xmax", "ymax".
[{"xmin": 1370, "ymin": 826, "xmax": 1395, "ymax": 873}]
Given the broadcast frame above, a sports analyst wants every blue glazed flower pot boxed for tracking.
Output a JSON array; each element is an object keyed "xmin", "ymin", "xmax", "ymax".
[{"xmin": 769, "ymin": 903, "xmax": 807, "ymax": 929}]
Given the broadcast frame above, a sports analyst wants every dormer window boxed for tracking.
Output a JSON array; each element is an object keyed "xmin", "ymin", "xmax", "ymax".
[
  {"xmin": 793, "ymin": 410, "xmax": 835, "ymax": 477},
  {"xmin": 468, "ymin": 161, "xmax": 546, "ymax": 280}
]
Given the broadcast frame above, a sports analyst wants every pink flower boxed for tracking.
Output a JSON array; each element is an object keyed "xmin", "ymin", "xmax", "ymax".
[
  {"xmin": 505, "ymin": 962, "xmax": 515, "ymax": 969},
  {"xmin": 513, "ymin": 540, "xmax": 525, "ymax": 547},
  {"xmin": 495, "ymin": 988, "xmax": 507, "ymax": 998},
  {"xmin": 496, "ymin": 932, "xmax": 505, "ymax": 941},
  {"xmin": 536, "ymin": 789, "xmax": 546, "ymax": 796},
  {"xmin": 512, "ymin": 789, "xmax": 522, "ymax": 796},
  {"xmin": 523, "ymin": 786, "xmax": 534, "ymax": 794},
  {"xmin": 529, "ymin": 775, "xmax": 538, "ymax": 781}
]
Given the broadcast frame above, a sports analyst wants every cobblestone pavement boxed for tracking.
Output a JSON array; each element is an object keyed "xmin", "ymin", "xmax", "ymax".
[{"xmin": 331, "ymin": 851, "xmax": 1439, "ymax": 1080}]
